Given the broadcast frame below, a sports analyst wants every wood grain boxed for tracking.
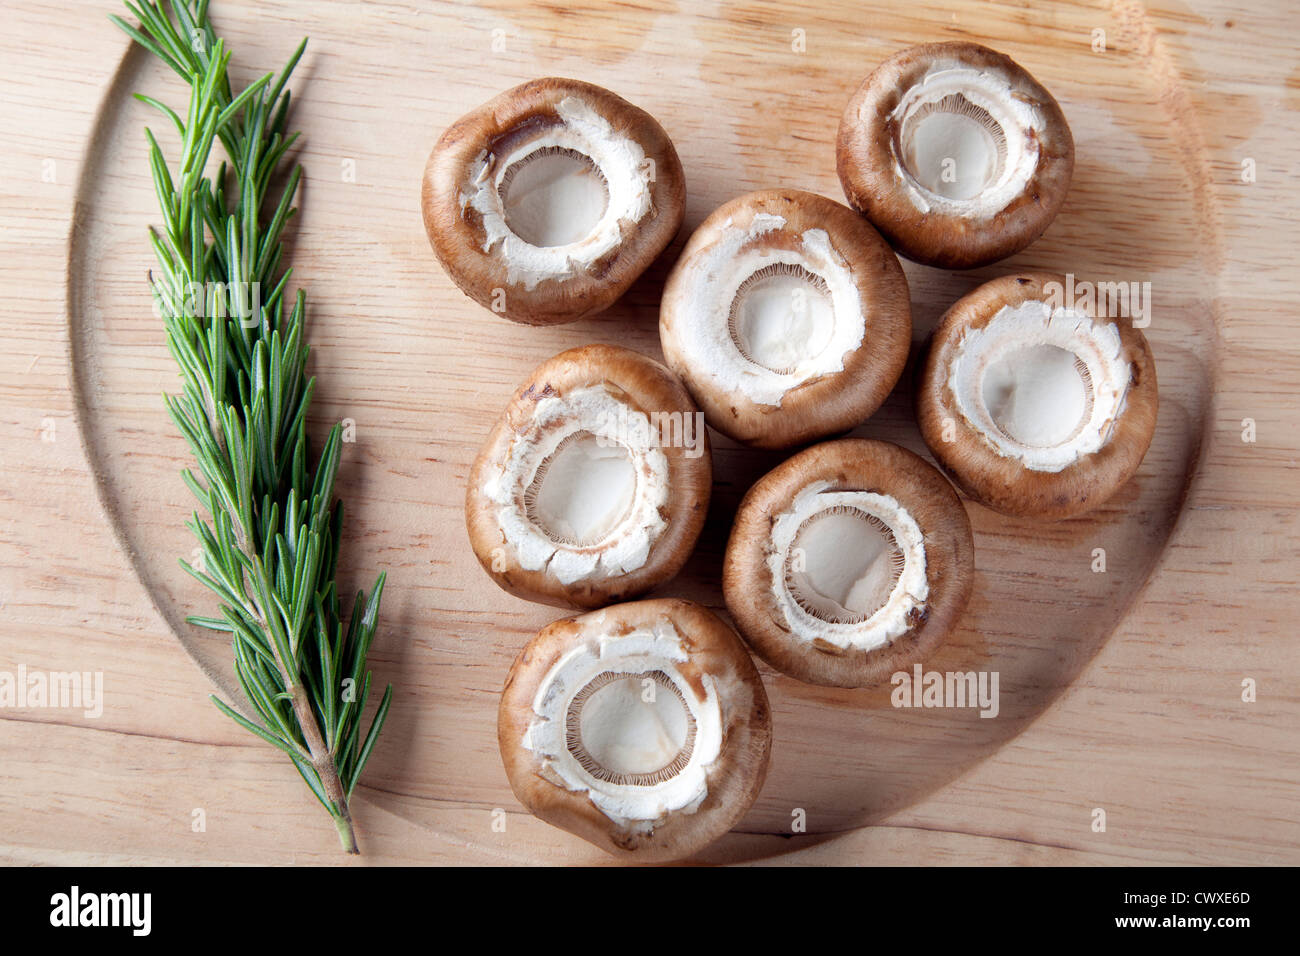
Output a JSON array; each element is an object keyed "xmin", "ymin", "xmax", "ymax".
[{"xmin": 1, "ymin": 0, "xmax": 1297, "ymax": 865}]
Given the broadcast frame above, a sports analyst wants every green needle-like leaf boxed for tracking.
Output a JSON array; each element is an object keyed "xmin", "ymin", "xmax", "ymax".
[{"xmin": 115, "ymin": 0, "xmax": 393, "ymax": 854}]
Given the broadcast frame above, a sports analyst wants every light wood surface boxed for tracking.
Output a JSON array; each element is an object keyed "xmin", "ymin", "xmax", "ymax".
[{"xmin": 2, "ymin": 0, "xmax": 1297, "ymax": 865}]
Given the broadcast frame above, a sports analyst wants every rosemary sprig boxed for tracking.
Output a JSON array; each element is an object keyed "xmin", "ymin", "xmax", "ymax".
[{"xmin": 112, "ymin": 0, "xmax": 393, "ymax": 854}]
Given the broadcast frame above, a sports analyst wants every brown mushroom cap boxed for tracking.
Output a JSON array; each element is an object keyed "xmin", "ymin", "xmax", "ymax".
[
  {"xmin": 836, "ymin": 42, "xmax": 1074, "ymax": 269},
  {"xmin": 423, "ymin": 77, "xmax": 686, "ymax": 325},
  {"xmin": 723, "ymin": 439, "xmax": 974, "ymax": 687},
  {"xmin": 659, "ymin": 189, "xmax": 911, "ymax": 449},
  {"xmin": 498, "ymin": 598, "xmax": 772, "ymax": 863},
  {"xmin": 466, "ymin": 345, "xmax": 711, "ymax": 608},
  {"xmin": 916, "ymin": 272, "xmax": 1158, "ymax": 519}
]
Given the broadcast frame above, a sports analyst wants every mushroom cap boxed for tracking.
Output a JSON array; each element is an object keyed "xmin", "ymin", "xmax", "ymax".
[
  {"xmin": 423, "ymin": 77, "xmax": 686, "ymax": 325},
  {"xmin": 836, "ymin": 42, "xmax": 1074, "ymax": 269},
  {"xmin": 466, "ymin": 344, "xmax": 711, "ymax": 608},
  {"xmin": 723, "ymin": 439, "xmax": 974, "ymax": 687},
  {"xmin": 498, "ymin": 598, "xmax": 772, "ymax": 863},
  {"xmin": 659, "ymin": 189, "xmax": 911, "ymax": 449},
  {"xmin": 917, "ymin": 272, "xmax": 1158, "ymax": 519}
]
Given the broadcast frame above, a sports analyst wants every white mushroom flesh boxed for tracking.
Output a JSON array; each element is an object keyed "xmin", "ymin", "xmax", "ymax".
[
  {"xmin": 484, "ymin": 385, "xmax": 669, "ymax": 585},
  {"xmin": 767, "ymin": 481, "xmax": 929, "ymax": 652},
  {"xmin": 669, "ymin": 214, "xmax": 865, "ymax": 406},
  {"xmin": 461, "ymin": 96, "xmax": 653, "ymax": 290},
  {"xmin": 522, "ymin": 615, "xmax": 724, "ymax": 830},
  {"xmin": 526, "ymin": 433, "xmax": 636, "ymax": 546},
  {"xmin": 500, "ymin": 147, "xmax": 609, "ymax": 247},
  {"xmin": 577, "ymin": 672, "xmax": 691, "ymax": 777},
  {"xmin": 888, "ymin": 65, "xmax": 1043, "ymax": 217},
  {"xmin": 947, "ymin": 301, "xmax": 1131, "ymax": 472},
  {"xmin": 729, "ymin": 263, "xmax": 836, "ymax": 374}
]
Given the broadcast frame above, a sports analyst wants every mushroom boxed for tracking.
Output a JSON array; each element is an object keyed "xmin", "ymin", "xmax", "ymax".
[
  {"xmin": 916, "ymin": 272, "xmax": 1157, "ymax": 519},
  {"xmin": 723, "ymin": 439, "xmax": 974, "ymax": 687},
  {"xmin": 659, "ymin": 189, "xmax": 911, "ymax": 449},
  {"xmin": 422, "ymin": 77, "xmax": 686, "ymax": 325},
  {"xmin": 836, "ymin": 42, "xmax": 1074, "ymax": 269},
  {"xmin": 466, "ymin": 345, "xmax": 711, "ymax": 608},
  {"xmin": 499, "ymin": 598, "xmax": 772, "ymax": 862}
]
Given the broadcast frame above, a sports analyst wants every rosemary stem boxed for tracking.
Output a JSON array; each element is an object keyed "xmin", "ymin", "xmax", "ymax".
[
  {"xmin": 332, "ymin": 797, "xmax": 360, "ymax": 855},
  {"xmin": 289, "ymin": 681, "xmax": 356, "ymax": 853}
]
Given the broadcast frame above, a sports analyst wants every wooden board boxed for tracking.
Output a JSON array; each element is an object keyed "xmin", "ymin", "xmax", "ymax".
[{"xmin": 2, "ymin": 0, "xmax": 1298, "ymax": 865}]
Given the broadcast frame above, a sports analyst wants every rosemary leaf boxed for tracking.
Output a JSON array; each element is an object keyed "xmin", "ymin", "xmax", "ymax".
[{"xmin": 114, "ymin": 0, "xmax": 392, "ymax": 854}]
